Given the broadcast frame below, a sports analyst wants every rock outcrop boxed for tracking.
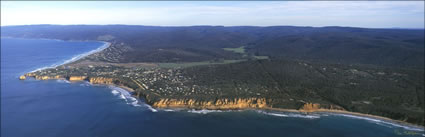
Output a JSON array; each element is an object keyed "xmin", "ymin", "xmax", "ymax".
[
  {"xmin": 34, "ymin": 75, "xmax": 63, "ymax": 80},
  {"xmin": 299, "ymin": 103, "xmax": 321, "ymax": 112},
  {"xmin": 151, "ymin": 98, "xmax": 268, "ymax": 109},
  {"xmin": 299, "ymin": 102, "xmax": 345, "ymax": 112},
  {"xmin": 19, "ymin": 75, "xmax": 26, "ymax": 80},
  {"xmin": 25, "ymin": 73, "xmax": 36, "ymax": 77},
  {"xmin": 68, "ymin": 76, "xmax": 87, "ymax": 81}
]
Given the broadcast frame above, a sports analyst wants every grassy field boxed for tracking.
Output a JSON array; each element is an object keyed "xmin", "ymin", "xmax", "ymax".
[
  {"xmin": 253, "ymin": 56, "xmax": 269, "ymax": 60},
  {"xmin": 157, "ymin": 59, "xmax": 247, "ymax": 68},
  {"xmin": 223, "ymin": 46, "xmax": 246, "ymax": 54},
  {"xmin": 156, "ymin": 46, "xmax": 267, "ymax": 68}
]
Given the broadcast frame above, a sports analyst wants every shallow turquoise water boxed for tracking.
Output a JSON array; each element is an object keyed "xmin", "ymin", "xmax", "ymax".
[{"xmin": 1, "ymin": 38, "xmax": 424, "ymax": 137}]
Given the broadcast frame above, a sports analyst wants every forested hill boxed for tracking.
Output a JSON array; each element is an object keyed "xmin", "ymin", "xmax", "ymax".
[{"xmin": 1, "ymin": 25, "xmax": 424, "ymax": 68}]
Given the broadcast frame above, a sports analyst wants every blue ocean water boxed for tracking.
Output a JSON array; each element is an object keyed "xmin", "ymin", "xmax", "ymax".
[{"xmin": 1, "ymin": 38, "xmax": 424, "ymax": 137}]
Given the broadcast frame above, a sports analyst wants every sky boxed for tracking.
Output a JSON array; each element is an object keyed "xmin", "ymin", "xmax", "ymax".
[{"xmin": 1, "ymin": 1, "xmax": 424, "ymax": 28}]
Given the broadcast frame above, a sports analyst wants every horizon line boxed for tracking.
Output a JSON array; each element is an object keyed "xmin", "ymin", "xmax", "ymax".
[{"xmin": 1, "ymin": 24, "xmax": 424, "ymax": 30}]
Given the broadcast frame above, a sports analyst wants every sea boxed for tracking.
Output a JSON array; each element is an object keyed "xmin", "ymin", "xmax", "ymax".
[{"xmin": 1, "ymin": 37, "xmax": 424, "ymax": 137}]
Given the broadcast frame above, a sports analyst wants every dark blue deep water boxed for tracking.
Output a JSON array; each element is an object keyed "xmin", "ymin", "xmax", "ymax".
[{"xmin": 1, "ymin": 38, "xmax": 424, "ymax": 137}]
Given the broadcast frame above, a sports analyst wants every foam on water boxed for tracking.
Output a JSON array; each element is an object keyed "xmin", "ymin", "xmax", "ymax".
[
  {"xmin": 162, "ymin": 109, "xmax": 177, "ymax": 112},
  {"xmin": 109, "ymin": 86, "xmax": 141, "ymax": 107},
  {"xmin": 56, "ymin": 79, "xmax": 70, "ymax": 83},
  {"xmin": 143, "ymin": 104, "xmax": 158, "ymax": 112},
  {"xmin": 111, "ymin": 90, "xmax": 119, "ymax": 95},
  {"xmin": 332, "ymin": 113, "xmax": 424, "ymax": 131},
  {"xmin": 30, "ymin": 41, "xmax": 110, "ymax": 72},
  {"xmin": 257, "ymin": 111, "xmax": 320, "ymax": 119},
  {"xmin": 188, "ymin": 109, "xmax": 224, "ymax": 114}
]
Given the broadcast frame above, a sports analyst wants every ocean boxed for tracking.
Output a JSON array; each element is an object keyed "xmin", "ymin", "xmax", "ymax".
[{"xmin": 1, "ymin": 38, "xmax": 424, "ymax": 137}]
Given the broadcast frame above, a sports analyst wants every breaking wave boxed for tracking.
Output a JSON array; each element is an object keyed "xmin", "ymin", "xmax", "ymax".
[
  {"xmin": 258, "ymin": 111, "xmax": 320, "ymax": 119},
  {"xmin": 332, "ymin": 114, "xmax": 424, "ymax": 131},
  {"xmin": 187, "ymin": 109, "xmax": 241, "ymax": 114},
  {"xmin": 56, "ymin": 79, "xmax": 70, "ymax": 83},
  {"xmin": 188, "ymin": 109, "xmax": 224, "ymax": 114},
  {"xmin": 109, "ymin": 86, "xmax": 141, "ymax": 107},
  {"xmin": 111, "ymin": 90, "xmax": 120, "ymax": 95},
  {"xmin": 144, "ymin": 104, "xmax": 158, "ymax": 112},
  {"xmin": 30, "ymin": 41, "xmax": 110, "ymax": 72}
]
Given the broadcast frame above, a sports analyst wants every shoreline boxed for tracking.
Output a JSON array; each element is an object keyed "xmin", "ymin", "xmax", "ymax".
[
  {"xmin": 262, "ymin": 107, "xmax": 425, "ymax": 131},
  {"xmin": 17, "ymin": 37, "xmax": 424, "ymax": 131},
  {"xmin": 145, "ymin": 103, "xmax": 424, "ymax": 131},
  {"xmin": 1, "ymin": 37, "xmax": 110, "ymax": 73},
  {"xmin": 30, "ymin": 41, "xmax": 111, "ymax": 73}
]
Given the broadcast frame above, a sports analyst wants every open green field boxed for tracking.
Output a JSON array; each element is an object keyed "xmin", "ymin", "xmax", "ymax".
[
  {"xmin": 253, "ymin": 56, "xmax": 269, "ymax": 60},
  {"xmin": 223, "ymin": 46, "xmax": 246, "ymax": 54},
  {"xmin": 157, "ymin": 59, "xmax": 247, "ymax": 68}
]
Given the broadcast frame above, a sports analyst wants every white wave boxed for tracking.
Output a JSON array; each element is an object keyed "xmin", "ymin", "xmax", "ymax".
[
  {"xmin": 265, "ymin": 113, "xmax": 289, "ymax": 117},
  {"xmin": 119, "ymin": 94, "xmax": 126, "ymax": 100},
  {"xmin": 162, "ymin": 109, "xmax": 176, "ymax": 112},
  {"xmin": 30, "ymin": 41, "xmax": 110, "ymax": 72},
  {"xmin": 333, "ymin": 114, "xmax": 424, "ymax": 131},
  {"xmin": 187, "ymin": 109, "xmax": 226, "ymax": 114},
  {"xmin": 109, "ymin": 86, "xmax": 142, "ymax": 107},
  {"xmin": 111, "ymin": 90, "xmax": 119, "ymax": 95},
  {"xmin": 144, "ymin": 104, "xmax": 158, "ymax": 112},
  {"xmin": 79, "ymin": 81, "xmax": 92, "ymax": 87},
  {"xmin": 56, "ymin": 79, "xmax": 70, "ymax": 83},
  {"xmin": 257, "ymin": 111, "xmax": 320, "ymax": 119}
]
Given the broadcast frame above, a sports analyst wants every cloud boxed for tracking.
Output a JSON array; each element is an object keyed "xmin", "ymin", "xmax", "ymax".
[{"xmin": 1, "ymin": 1, "xmax": 424, "ymax": 28}]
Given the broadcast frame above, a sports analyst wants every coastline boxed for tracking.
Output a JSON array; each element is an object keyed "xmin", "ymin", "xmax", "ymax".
[
  {"xmin": 16, "ymin": 37, "xmax": 424, "ymax": 132},
  {"xmin": 262, "ymin": 107, "xmax": 425, "ymax": 131},
  {"xmin": 30, "ymin": 41, "xmax": 111, "ymax": 73},
  {"xmin": 0, "ymin": 37, "xmax": 111, "ymax": 73}
]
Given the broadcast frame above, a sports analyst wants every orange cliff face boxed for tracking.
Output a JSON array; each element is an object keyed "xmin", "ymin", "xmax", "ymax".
[
  {"xmin": 299, "ymin": 103, "xmax": 321, "ymax": 112},
  {"xmin": 299, "ymin": 103, "xmax": 345, "ymax": 112},
  {"xmin": 152, "ymin": 98, "xmax": 268, "ymax": 109},
  {"xmin": 25, "ymin": 73, "xmax": 36, "ymax": 77},
  {"xmin": 34, "ymin": 75, "xmax": 63, "ymax": 80},
  {"xmin": 68, "ymin": 76, "xmax": 87, "ymax": 81},
  {"xmin": 89, "ymin": 77, "xmax": 114, "ymax": 84}
]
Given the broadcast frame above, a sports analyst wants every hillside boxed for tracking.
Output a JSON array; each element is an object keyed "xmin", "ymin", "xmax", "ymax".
[{"xmin": 2, "ymin": 25, "xmax": 423, "ymax": 67}]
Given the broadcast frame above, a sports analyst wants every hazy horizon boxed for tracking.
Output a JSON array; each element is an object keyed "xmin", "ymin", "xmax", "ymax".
[
  {"xmin": 1, "ymin": 1, "xmax": 424, "ymax": 28},
  {"xmin": 1, "ymin": 24, "xmax": 424, "ymax": 30}
]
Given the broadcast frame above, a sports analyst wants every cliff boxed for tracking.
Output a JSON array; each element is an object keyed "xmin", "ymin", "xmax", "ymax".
[
  {"xmin": 68, "ymin": 76, "xmax": 87, "ymax": 81},
  {"xmin": 151, "ymin": 98, "xmax": 268, "ymax": 109},
  {"xmin": 34, "ymin": 75, "xmax": 63, "ymax": 80},
  {"xmin": 22, "ymin": 73, "xmax": 115, "ymax": 84},
  {"xmin": 89, "ymin": 77, "xmax": 114, "ymax": 84},
  {"xmin": 299, "ymin": 103, "xmax": 345, "ymax": 112}
]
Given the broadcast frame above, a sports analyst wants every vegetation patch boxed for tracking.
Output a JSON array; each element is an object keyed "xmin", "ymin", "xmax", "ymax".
[
  {"xmin": 223, "ymin": 46, "xmax": 246, "ymax": 54},
  {"xmin": 253, "ymin": 56, "xmax": 269, "ymax": 60},
  {"xmin": 157, "ymin": 59, "xmax": 246, "ymax": 68}
]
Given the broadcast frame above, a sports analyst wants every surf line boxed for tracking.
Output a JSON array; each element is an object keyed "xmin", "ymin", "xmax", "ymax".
[{"xmin": 30, "ymin": 41, "xmax": 110, "ymax": 72}]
